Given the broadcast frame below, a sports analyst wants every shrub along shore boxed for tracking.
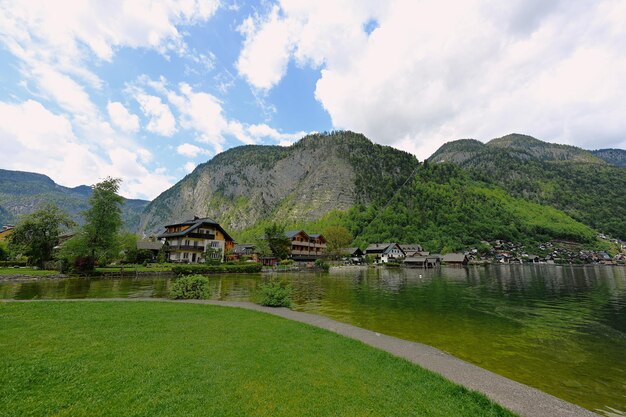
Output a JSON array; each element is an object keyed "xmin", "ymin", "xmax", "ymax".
[{"xmin": 0, "ymin": 301, "xmax": 515, "ymax": 417}]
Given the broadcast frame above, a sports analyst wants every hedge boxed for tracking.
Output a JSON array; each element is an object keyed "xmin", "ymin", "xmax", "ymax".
[
  {"xmin": 171, "ymin": 263, "xmax": 263, "ymax": 275},
  {"xmin": 0, "ymin": 260, "xmax": 28, "ymax": 267}
]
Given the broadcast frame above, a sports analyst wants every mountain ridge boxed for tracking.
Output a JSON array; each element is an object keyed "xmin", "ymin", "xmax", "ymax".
[
  {"xmin": 0, "ymin": 169, "xmax": 149, "ymax": 231},
  {"xmin": 429, "ymin": 134, "xmax": 626, "ymax": 239}
]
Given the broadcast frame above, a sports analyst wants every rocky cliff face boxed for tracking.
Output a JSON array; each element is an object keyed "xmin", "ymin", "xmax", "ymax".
[
  {"xmin": 139, "ymin": 131, "xmax": 418, "ymax": 235},
  {"xmin": 592, "ymin": 148, "xmax": 626, "ymax": 167}
]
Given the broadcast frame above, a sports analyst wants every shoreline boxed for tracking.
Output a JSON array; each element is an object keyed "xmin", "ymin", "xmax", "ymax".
[{"xmin": 1, "ymin": 262, "xmax": 624, "ymax": 283}]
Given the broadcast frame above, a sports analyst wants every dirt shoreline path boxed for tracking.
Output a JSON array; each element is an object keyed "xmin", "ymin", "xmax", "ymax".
[{"xmin": 2, "ymin": 298, "xmax": 599, "ymax": 417}]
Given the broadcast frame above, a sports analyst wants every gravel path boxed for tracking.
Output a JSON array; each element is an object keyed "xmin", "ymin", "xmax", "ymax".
[{"xmin": 2, "ymin": 298, "xmax": 599, "ymax": 417}]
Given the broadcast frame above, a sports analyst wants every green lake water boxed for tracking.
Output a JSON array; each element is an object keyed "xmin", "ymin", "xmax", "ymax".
[{"xmin": 1, "ymin": 265, "xmax": 625, "ymax": 416}]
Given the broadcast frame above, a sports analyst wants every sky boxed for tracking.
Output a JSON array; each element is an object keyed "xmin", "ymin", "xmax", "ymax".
[{"xmin": 1, "ymin": 0, "xmax": 625, "ymax": 200}]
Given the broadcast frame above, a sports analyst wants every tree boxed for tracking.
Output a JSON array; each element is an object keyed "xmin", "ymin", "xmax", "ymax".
[
  {"xmin": 0, "ymin": 240, "xmax": 9, "ymax": 261},
  {"xmin": 118, "ymin": 232, "xmax": 141, "ymax": 264},
  {"xmin": 323, "ymin": 225, "xmax": 353, "ymax": 257},
  {"xmin": 83, "ymin": 177, "xmax": 124, "ymax": 263},
  {"xmin": 264, "ymin": 223, "xmax": 291, "ymax": 259},
  {"xmin": 8, "ymin": 204, "xmax": 74, "ymax": 268}
]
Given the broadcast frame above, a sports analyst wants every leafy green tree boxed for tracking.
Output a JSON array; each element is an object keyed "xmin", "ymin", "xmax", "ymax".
[
  {"xmin": 8, "ymin": 204, "xmax": 74, "ymax": 267},
  {"xmin": 83, "ymin": 177, "xmax": 124, "ymax": 262},
  {"xmin": 118, "ymin": 232, "xmax": 139, "ymax": 264},
  {"xmin": 264, "ymin": 223, "xmax": 291, "ymax": 259},
  {"xmin": 323, "ymin": 225, "xmax": 353, "ymax": 257},
  {"xmin": 0, "ymin": 240, "xmax": 10, "ymax": 261}
]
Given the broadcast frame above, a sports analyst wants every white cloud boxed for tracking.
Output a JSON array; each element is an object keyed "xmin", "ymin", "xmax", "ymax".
[
  {"xmin": 184, "ymin": 162, "xmax": 197, "ymax": 173},
  {"xmin": 176, "ymin": 143, "xmax": 211, "ymax": 158},
  {"xmin": 0, "ymin": 0, "xmax": 220, "ymax": 64},
  {"xmin": 107, "ymin": 101, "xmax": 140, "ymax": 133},
  {"xmin": 135, "ymin": 93, "xmax": 177, "ymax": 136},
  {"xmin": 248, "ymin": 124, "xmax": 307, "ymax": 142},
  {"xmin": 236, "ymin": 5, "xmax": 294, "ymax": 90},
  {"xmin": 237, "ymin": 0, "xmax": 626, "ymax": 156},
  {"xmin": 0, "ymin": 99, "xmax": 173, "ymax": 200}
]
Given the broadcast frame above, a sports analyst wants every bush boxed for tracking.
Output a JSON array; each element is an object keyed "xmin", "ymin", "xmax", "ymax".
[
  {"xmin": 279, "ymin": 259, "xmax": 294, "ymax": 266},
  {"xmin": 314, "ymin": 259, "xmax": 330, "ymax": 271},
  {"xmin": 0, "ymin": 260, "xmax": 28, "ymax": 267},
  {"xmin": 169, "ymin": 275, "xmax": 211, "ymax": 300},
  {"xmin": 171, "ymin": 263, "xmax": 263, "ymax": 275},
  {"xmin": 256, "ymin": 278, "xmax": 292, "ymax": 307}
]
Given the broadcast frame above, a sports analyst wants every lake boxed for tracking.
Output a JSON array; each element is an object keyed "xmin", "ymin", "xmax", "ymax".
[{"xmin": 1, "ymin": 265, "xmax": 625, "ymax": 416}]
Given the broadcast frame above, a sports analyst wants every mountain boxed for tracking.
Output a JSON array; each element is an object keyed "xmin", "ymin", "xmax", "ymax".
[
  {"xmin": 139, "ymin": 131, "xmax": 418, "ymax": 234},
  {"xmin": 429, "ymin": 134, "xmax": 626, "ymax": 240},
  {"xmin": 592, "ymin": 148, "xmax": 626, "ymax": 167},
  {"xmin": 0, "ymin": 169, "xmax": 149, "ymax": 231},
  {"xmin": 141, "ymin": 131, "xmax": 601, "ymax": 252}
]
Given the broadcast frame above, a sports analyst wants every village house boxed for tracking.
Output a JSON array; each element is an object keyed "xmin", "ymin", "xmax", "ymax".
[
  {"xmin": 157, "ymin": 216, "xmax": 235, "ymax": 263},
  {"xmin": 365, "ymin": 243, "xmax": 405, "ymax": 263},
  {"xmin": 136, "ymin": 239, "xmax": 163, "ymax": 261},
  {"xmin": 230, "ymin": 244, "xmax": 258, "ymax": 261},
  {"xmin": 442, "ymin": 253, "xmax": 469, "ymax": 266},
  {"xmin": 341, "ymin": 247, "xmax": 364, "ymax": 264},
  {"xmin": 285, "ymin": 230, "xmax": 327, "ymax": 261}
]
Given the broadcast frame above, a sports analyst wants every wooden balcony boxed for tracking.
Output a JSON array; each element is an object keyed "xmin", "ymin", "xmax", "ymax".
[
  {"xmin": 170, "ymin": 244, "xmax": 205, "ymax": 251},
  {"xmin": 187, "ymin": 232, "xmax": 215, "ymax": 239}
]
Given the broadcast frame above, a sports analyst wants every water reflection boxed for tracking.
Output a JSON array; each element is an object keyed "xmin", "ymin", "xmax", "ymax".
[{"xmin": 1, "ymin": 265, "xmax": 625, "ymax": 415}]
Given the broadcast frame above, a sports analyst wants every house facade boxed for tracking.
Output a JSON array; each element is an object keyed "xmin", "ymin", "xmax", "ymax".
[
  {"xmin": 157, "ymin": 216, "xmax": 235, "ymax": 263},
  {"xmin": 285, "ymin": 230, "xmax": 327, "ymax": 260}
]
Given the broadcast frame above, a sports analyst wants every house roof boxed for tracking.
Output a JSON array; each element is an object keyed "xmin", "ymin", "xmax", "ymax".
[
  {"xmin": 399, "ymin": 244, "xmax": 422, "ymax": 252},
  {"xmin": 365, "ymin": 243, "xmax": 392, "ymax": 253},
  {"xmin": 341, "ymin": 247, "xmax": 363, "ymax": 256},
  {"xmin": 404, "ymin": 256, "xmax": 427, "ymax": 263},
  {"xmin": 382, "ymin": 243, "xmax": 404, "ymax": 255},
  {"xmin": 233, "ymin": 244, "xmax": 255, "ymax": 254},
  {"xmin": 137, "ymin": 241, "xmax": 163, "ymax": 251},
  {"xmin": 285, "ymin": 230, "xmax": 306, "ymax": 239},
  {"xmin": 157, "ymin": 217, "xmax": 234, "ymax": 241},
  {"xmin": 443, "ymin": 253, "xmax": 467, "ymax": 263}
]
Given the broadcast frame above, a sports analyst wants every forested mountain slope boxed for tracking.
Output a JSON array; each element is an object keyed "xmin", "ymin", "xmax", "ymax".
[
  {"xmin": 141, "ymin": 131, "xmax": 604, "ymax": 252},
  {"xmin": 0, "ymin": 169, "xmax": 149, "ymax": 231},
  {"xmin": 429, "ymin": 134, "xmax": 626, "ymax": 239}
]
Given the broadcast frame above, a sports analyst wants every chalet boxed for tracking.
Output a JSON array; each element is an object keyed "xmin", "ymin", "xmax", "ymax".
[
  {"xmin": 285, "ymin": 230, "xmax": 327, "ymax": 261},
  {"xmin": 0, "ymin": 225, "xmax": 15, "ymax": 242},
  {"xmin": 157, "ymin": 216, "xmax": 235, "ymax": 263},
  {"xmin": 442, "ymin": 253, "xmax": 469, "ymax": 266},
  {"xmin": 365, "ymin": 243, "xmax": 405, "ymax": 263}
]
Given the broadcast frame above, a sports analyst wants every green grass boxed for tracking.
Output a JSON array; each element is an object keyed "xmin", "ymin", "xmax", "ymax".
[
  {"xmin": 0, "ymin": 301, "xmax": 516, "ymax": 417},
  {"xmin": 0, "ymin": 267, "xmax": 59, "ymax": 276}
]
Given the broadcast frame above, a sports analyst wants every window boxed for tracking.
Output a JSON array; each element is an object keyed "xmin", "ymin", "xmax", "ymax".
[
  {"xmin": 183, "ymin": 253, "xmax": 189, "ymax": 259},
  {"xmin": 211, "ymin": 241, "xmax": 220, "ymax": 248}
]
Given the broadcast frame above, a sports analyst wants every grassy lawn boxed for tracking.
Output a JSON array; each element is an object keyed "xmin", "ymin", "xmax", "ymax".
[
  {"xmin": 0, "ymin": 267, "xmax": 59, "ymax": 276},
  {"xmin": 0, "ymin": 301, "xmax": 516, "ymax": 417}
]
